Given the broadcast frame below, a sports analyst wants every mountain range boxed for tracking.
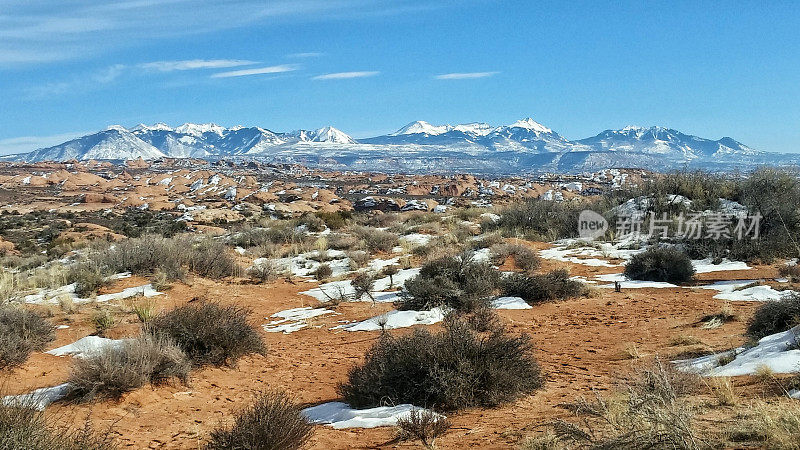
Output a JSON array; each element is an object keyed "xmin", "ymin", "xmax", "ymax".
[{"xmin": 10, "ymin": 118, "xmax": 798, "ymax": 174}]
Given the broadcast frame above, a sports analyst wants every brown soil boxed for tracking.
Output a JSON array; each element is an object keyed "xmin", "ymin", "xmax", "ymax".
[{"xmin": 1, "ymin": 250, "xmax": 776, "ymax": 449}]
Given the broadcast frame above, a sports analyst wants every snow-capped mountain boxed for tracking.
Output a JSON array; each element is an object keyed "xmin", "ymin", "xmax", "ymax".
[
  {"xmin": 25, "ymin": 126, "xmax": 166, "ymax": 161},
  {"xmin": 576, "ymin": 126, "xmax": 760, "ymax": 159},
  {"xmin": 15, "ymin": 119, "xmax": 793, "ymax": 174}
]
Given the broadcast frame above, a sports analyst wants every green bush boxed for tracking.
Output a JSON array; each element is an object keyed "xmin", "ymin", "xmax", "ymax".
[
  {"xmin": 398, "ymin": 253, "xmax": 500, "ymax": 311},
  {"xmin": 145, "ymin": 303, "xmax": 266, "ymax": 367},
  {"xmin": 624, "ymin": 247, "xmax": 695, "ymax": 283},
  {"xmin": 338, "ymin": 318, "xmax": 543, "ymax": 411},
  {"xmin": 746, "ymin": 294, "xmax": 800, "ymax": 340},
  {"xmin": 501, "ymin": 269, "xmax": 587, "ymax": 305}
]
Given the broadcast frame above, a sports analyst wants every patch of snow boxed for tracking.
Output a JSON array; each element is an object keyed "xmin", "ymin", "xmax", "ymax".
[
  {"xmin": 595, "ymin": 273, "xmax": 678, "ymax": 289},
  {"xmin": 262, "ymin": 307, "xmax": 335, "ymax": 334},
  {"xmin": 302, "ymin": 402, "xmax": 442, "ymax": 429},
  {"xmin": 336, "ymin": 307, "xmax": 445, "ymax": 331},
  {"xmin": 692, "ymin": 258, "xmax": 751, "ymax": 273},
  {"xmin": 46, "ymin": 336, "xmax": 126, "ymax": 358},
  {"xmin": 695, "ymin": 280, "xmax": 796, "ymax": 301},
  {"xmin": 1, "ymin": 383, "xmax": 72, "ymax": 410},
  {"xmin": 491, "ymin": 296, "xmax": 531, "ymax": 309},
  {"xmin": 675, "ymin": 326, "xmax": 800, "ymax": 377}
]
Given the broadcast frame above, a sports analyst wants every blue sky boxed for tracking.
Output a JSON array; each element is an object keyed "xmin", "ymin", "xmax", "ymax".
[{"xmin": 1, "ymin": 0, "xmax": 799, "ymax": 154}]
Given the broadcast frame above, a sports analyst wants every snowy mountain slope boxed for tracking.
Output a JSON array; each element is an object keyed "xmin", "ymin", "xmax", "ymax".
[
  {"xmin": 576, "ymin": 126, "xmax": 761, "ymax": 159},
  {"xmin": 25, "ymin": 126, "xmax": 166, "ymax": 161}
]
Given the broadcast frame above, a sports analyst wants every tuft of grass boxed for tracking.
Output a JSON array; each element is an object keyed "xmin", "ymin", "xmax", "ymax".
[
  {"xmin": 396, "ymin": 408, "xmax": 450, "ymax": 449},
  {"xmin": 669, "ymin": 334, "xmax": 703, "ymax": 347},
  {"xmin": 726, "ymin": 400, "xmax": 800, "ymax": 448},
  {"xmin": 707, "ymin": 377, "xmax": 737, "ymax": 406},
  {"xmin": 145, "ymin": 302, "xmax": 266, "ymax": 367},
  {"xmin": 553, "ymin": 359, "xmax": 702, "ymax": 449},
  {"xmin": 247, "ymin": 260, "xmax": 278, "ymax": 284},
  {"xmin": 129, "ymin": 298, "xmax": 157, "ymax": 323},
  {"xmin": 0, "ymin": 304, "xmax": 55, "ymax": 369},
  {"xmin": 91, "ymin": 309, "xmax": 116, "ymax": 336},
  {"xmin": 205, "ymin": 389, "xmax": 313, "ymax": 450}
]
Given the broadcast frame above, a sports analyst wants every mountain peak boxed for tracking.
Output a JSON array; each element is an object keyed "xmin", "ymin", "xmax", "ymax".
[
  {"xmin": 310, "ymin": 126, "xmax": 356, "ymax": 144},
  {"xmin": 390, "ymin": 120, "xmax": 450, "ymax": 136},
  {"xmin": 174, "ymin": 123, "xmax": 227, "ymax": 136},
  {"xmin": 132, "ymin": 122, "xmax": 174, "ymax": 132},
  {"xmin": 508, "ymin": 118, "xmax": 552, "ymax": 133}
]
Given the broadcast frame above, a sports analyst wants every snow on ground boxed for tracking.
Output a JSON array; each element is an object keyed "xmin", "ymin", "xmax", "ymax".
[
  {"xmin": 491, "ymin": 296, "xmax": 532, "ymax": 309},
  {"xmin": 265, "ymin": 249, "xmax": 351, "ymax": 278},
  {"xmin": 302, "ymin": 402, "xmax": 443, "ymax": 429},
  {"xmin": 301, "ymin": 268, "xmax": 420, "ymax": 302},
  {"xmin": 336, "ymin": 307, "xmax": 445, "ymax": 332},
  {"xmin": 471, "ymin": 247, "xmax": 491, "ymax": 263},
  {"xmin": 695, "ymin": 280, "xmax": 796, "ymax": 301},
  {"xmin": 539, "ymin": 238, "xmax": 645, "ymax": 268},
  {"xmin": 21, "ymin": 282, "xmax": 162, "ymax": 305},
  {"xmin": 367, "ymin": 256, "xmax": 401, "ymax": 272},
  {"xmin": 539, "ymin": 246, "xmax": 619, "ymax": 268},
  {"xmin": 95, "ymin": 284, "xmax": 162, "ymax": 302},
  {"xmin": 399, "ymin": 233, "xmax": 433, "ymax": 247},
  {"xmin": 1, "ymin": 383, "xmax": 72, "ymax": 410},
  {"xmin": 675, "ymin": 326, "xmax": 800, "ymax": 377},
  {"xmin": 262, "ymin": 307, "xmax": 336, "ymax": 334},
  {"xmin": 692, "ymin": 258, "xmax": 751, "ymax": 273},
  {"xmin": 595, "ymin": 273, "xmax": 678, "ymax": 289},
  {"xmin": 46, "ymin": 336, "xmax": 126, "ymax": 358}
]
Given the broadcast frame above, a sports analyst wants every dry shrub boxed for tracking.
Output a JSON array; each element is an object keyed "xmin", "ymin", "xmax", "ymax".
[
  {"xmin": 347, "ymin": 250, "xmax": 370, "ymax": 269},
  {"xmin": 396, "ymin": 408, "xmax": 450, "ymax": 449},
  {"xmin": 67, "ymin": 261, "xmax": 106, "ymax": 297},
  {"xmin": 247, "ymin": 260, "xmax": 278, "ymax": 284},
  {"xmin": 0, "ymin": 304, "xmax": 55, "ymax": 369},
  {"xmin": 327, "ymin": 233, "xmax": 360, "ymax": 251},
  {"xmin": 707, "ymin": 377, "xmax": 737, "ymax": 406},
  {"xmin": 554, "ymin": 359, "xmax": 703, "ymax": 449},
  {"xmin": 469, "ymin": 232, "xmax": 505, "ymax": 250},
  {"xmin": 490, "ymin": 243, "xmax": 541, "ymax": 272},
  {"xmin": 501, "ymin": 269, "xmax": 587, "ymax": 305},
  {"xmin": 313, "ymin": 263, "xmax": 333, "ymax": 281},
  {"xmin": 352, "ymin": 226, "xmax": 399, "ymax": 253},
  {"xmin": 0, "ymin": 402, "xmax": 116, "ymax": 449},
  {"xmin": 779, "ymin": 264, "xmax": 800, "ymax": 282},
  {"xmin": 205, "ymin": 389, "xmax": 313, "ymax": 450},
  {"xmin": 187, "ymin": 239, "xmax": 241, "ymax": 279},
  {"xmin": 338, "ymin": 318, "xmax": 543, "ymax": 411},
  {"xmin": 747, "ymin": 294, "xmax": 800, "ymax": 339},
  {"xmin": 67, "ymin": 334, "xmax": 190, "ymax": 402},
  {"xmin": 145, "ymin": 302, "xmax": 266, "ymax": 367},
  {"xmin": 624, "ymin": 246, "xmax": 695, "ymax": 284},
  {"xmin": 398, "ymin": 252, "xmax": 500, "ymax": 312},
  {"xmin": 351, "ymin": 272, "xmax": 377, "ymax": 302}
]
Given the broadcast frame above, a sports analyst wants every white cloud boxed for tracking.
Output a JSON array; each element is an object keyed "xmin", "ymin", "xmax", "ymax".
[
  {"xmin": 210, "ymin": 64, "xmax": 298, "ymax": 78},
  {"xmin": 0, "ymin": 131, "xmax": 89, "ymax": 155},
  {"xmin": 435, "ymin": 71, "xmax": 499, "ymax": 80},
  {"xmin": 139, "ymin": 59, "xmax": 257, "ymax": 71},
  {"xmin": 288, "ymin": 52, "xmax": 323, "ymax": 58},
  {"xmin": 312, "ymin": 71, "xmax": 379, "ymax": 80},
  {"xmin": 0, "ymin": 1, "xmax": 449, "ymax": 66}
]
